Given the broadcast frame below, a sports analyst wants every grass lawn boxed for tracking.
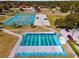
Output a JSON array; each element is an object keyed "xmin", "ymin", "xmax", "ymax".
[
  {"xmin": 0, "ymin": 16, "xmax": 12, "ymax": 22},
  {"xmin": 47, "ymin": 14, "xmax": 66, "ymax": 32},
  {"xmin": 0, "ymin": 16, "xmax": 7, "ymax": 22},
  {"xmin": 0, "ymin": 31, "xmax": 17, "ymax": 58},
  {"xmin": 47, "ymin": 14, "xmax": 65, "ymax": 28},
  {"xmin": 32, "ymin": 26, "xmax": 51, "ymax": 32},
  {"xmin": 41, "ymin": 9, "xmax": 67, "ymax": 28},
  {"xmin": 4, "ymin": 26, "xmax": 50, "ymax": 34},
  {"xmin": 0, "ymin": 8, "xmax": 21, "ymax": 23}
]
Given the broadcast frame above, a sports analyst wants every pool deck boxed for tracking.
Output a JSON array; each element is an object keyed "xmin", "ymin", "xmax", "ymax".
[
  {"xmin": 16, "ymin": 46, "xmax": 63, "ymax": 53},
  {"xmin": 23, "ymin": 31, "xmax": 55, "ymax": 34}
]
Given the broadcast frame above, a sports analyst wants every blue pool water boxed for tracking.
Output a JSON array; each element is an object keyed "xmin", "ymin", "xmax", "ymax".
[
  {"xmin": 16, "ymin": 33, "xmax": 68, "ymax": 57},
  {"xmin": 20, "ymin": 33, "xmax": 61, "ymax": 46},
  {"xmin": 4, "ymin": 14, "xmax": 35, "ymax": 26},
  {"xmin": 16, "ymin": 52, "xmax": 67, "ymax": 57}
]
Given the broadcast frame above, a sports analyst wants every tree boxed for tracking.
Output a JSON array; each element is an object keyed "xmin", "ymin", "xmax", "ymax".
[
  {"xmin": 59, "ymin": 2, "xmax": 72, "ymax": 13},
  {"xmin": 74, "ymin": 6, "xmax": 79, "ymax": 13},
  {"xmin": 64, "ymin": 14, "xmax": 78, "ymax": 29},
  {"xmin": 2, "ymin": 4, "xmax": 9, "ymax": 10},
  {"xmin": 60, "ymin": 4, "xmax": 70, "ymax": 13},
  {"xmin": 55, "ymin": 18, "xmax": 65, "ymax": 28},
  {"xmin": 65, "ymin": 15, "xmax": 75, "ymax": 28},
  {"xmin": 55, "ymin": 13, "xmax": 79, "ymax": 29},
  {"xmin": 0, "ymin": 6, "xmax": 3, "ymax": 13}
]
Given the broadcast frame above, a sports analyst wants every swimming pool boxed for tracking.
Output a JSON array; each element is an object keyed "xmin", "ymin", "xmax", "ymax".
[
  {"xmin": 4, "ymin": 14, "xmax": 35, "ymax": 26},
  {"xmin": 20, "ymin": 33, "xmax": 61, "ymax": 46},
  {"xmin": 15, "ymin": 33, "xmax": 67, "ymax": 57}
]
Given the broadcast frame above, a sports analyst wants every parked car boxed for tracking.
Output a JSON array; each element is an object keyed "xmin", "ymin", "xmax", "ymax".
[
  {"xmin": 65, "ymin": 28, "xmax": 69, "ymax": 32},
  {"xmin": 67, "ymin": 35, "xmax": 73, "ymax": 41}
]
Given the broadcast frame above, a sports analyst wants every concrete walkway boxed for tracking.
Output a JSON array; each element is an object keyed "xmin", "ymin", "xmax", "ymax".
[
  {"xmin": 8, "ymin": 36, "xmax": 22, "ymax": 58},
  {"xmin": 2, "ymin": 29, "xmax": 21, "ymax": 36}
]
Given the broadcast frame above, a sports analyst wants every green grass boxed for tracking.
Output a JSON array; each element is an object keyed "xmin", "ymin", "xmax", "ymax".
[
  {"xmin": 47, "ymin": 14, "xmax": 65, "ymax": 28},
  {"xmin": 68, "ymin": 40, "xmax": 79, "ymax": 57},
  {"xmin": 0, "ymin": 16, "xmax": 6, "ymax": 22}
]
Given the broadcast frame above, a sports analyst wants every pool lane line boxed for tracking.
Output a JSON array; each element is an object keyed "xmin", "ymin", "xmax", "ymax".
[
  {"xmin": 36, "ymin": 34, "xmax": 39, "ymax": 46},
  {"xmin": 42, "ymin": 34, "xmax": 45, "ymax": 46},
  {"xmin": 49, "ymin": 35, "xmax": 53, "ymax": 46},
  {"xmin": 46, "ymin": 34, "xmax": 49, "ymax": 46},
  {"xmin": 47, "ymin": 35, "xmax": 50, "ymax": 46},
  {"xmin": 27, "ymin": 35, "xmax": 31, "ymax": 46},
  {"xmin": 34, "ymin": 34, "xmax": 36, "ymax": 46},
  {"xmin": 26, "ymin": 35, "xmax": 30, "ymax": 46},
  {"xmin": 30, "ymin": 34, "xmax": 33, "ymax": 46},
  {"xmin": 21, "ymin": 35, "xmax": 26, "ymax": 46},
  {"xmin": 39, "ymin": 34, "xmax": 41, "ymax": 46}
]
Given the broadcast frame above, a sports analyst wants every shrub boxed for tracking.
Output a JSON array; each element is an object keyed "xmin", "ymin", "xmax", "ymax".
[{"xmin": 68, "ymin": 40, "xmax": 79, "ymax": 57}]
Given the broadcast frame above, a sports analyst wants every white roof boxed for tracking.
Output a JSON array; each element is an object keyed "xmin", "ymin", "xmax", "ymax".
[{"xmin": 34, "ymin": 14, "xmax": 50, "ymax": 26}]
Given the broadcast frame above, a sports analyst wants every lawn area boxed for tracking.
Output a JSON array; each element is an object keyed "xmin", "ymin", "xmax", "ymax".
[
  {"xmin": 47, "ymin": 14, "xmax": 65, "ymax": 28},
  {"xmin": 68, "ymin": 40, "xmax": 79, "ymax": 57},
  {"xmin": 32, "ymin": 26, "xmax": 51, "ymax": 32},
  {"xmin": 5, "ymin": 26, "xmax": 48, "ymax": 31},
  {"xmin": 4, "ymin": 26, "xmax": 33, "ymax": 31},
  {"xmin": 0, "ymin": 31, "xmax": 17, "ymax": 57},
  {"xmin": 4, "ymin": 26, "xmax": 50, "ymax": 34},
  {"xmin": 0, "ymin": 16, "xmax": 12, "ymax": 22},
  {"xmin": 0, "ymin": 8, "xmax": 21, "ymax": 23},
  {"xmin": 0, "ymin": 16, "xmax": 6, "ymax": 22}
]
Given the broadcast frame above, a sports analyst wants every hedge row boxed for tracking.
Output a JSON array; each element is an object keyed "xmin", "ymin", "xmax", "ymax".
[{"xmin": 68, "ymin": 40, "xmax": 79, "ymax": 57}]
